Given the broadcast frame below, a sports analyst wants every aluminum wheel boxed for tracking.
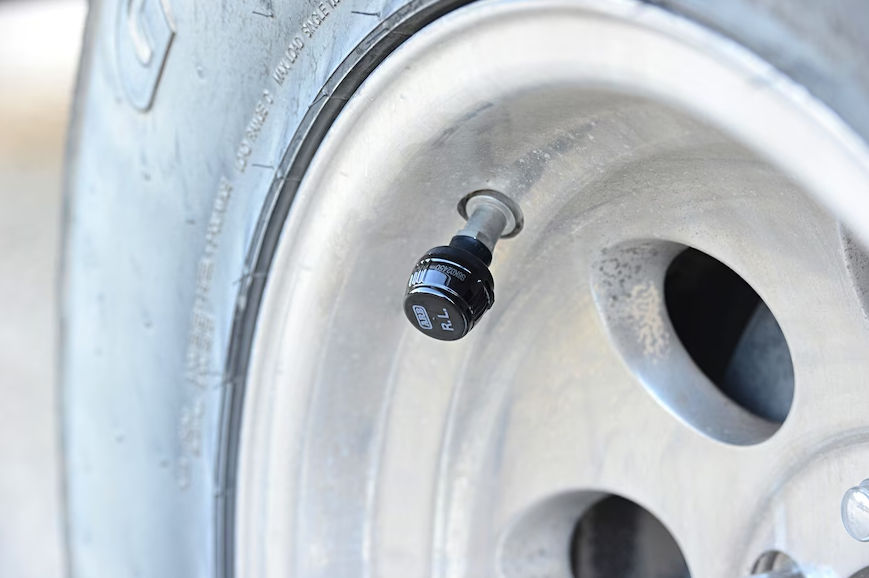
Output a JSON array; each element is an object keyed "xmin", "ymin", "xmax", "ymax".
[{"xmin": 234, "ymin": 1, "xmax": 869, "ymax": 576}]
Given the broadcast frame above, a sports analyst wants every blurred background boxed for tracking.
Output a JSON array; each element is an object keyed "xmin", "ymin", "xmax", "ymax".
[{"xmin": 0, "ymin": 0, "xmax": 87, "ymax": 576}]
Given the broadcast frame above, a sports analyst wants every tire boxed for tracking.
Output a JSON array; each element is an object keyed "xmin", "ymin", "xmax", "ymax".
[{"xmin": 62, "ymin": 1, "xmax": 869, "ymax": 577}]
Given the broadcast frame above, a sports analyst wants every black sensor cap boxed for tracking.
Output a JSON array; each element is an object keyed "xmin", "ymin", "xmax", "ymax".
[{"xmin": 403, "ymin": 236, "xmax": 494, "ymax": 341}]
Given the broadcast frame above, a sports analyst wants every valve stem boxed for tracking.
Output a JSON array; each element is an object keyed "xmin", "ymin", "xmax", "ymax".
[{"xmin": 403, "ymin": 190, "xmax": 523, "ymax": 341}]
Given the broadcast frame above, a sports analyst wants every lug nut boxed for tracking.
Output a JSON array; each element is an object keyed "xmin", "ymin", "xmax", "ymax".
[
  {"xmin": 403, "ymin": 190, "xmax": 522, "ymax": 341},
  {"xmin": 842, "ymin": 479, "xmax": 869, "ymax": 542}
]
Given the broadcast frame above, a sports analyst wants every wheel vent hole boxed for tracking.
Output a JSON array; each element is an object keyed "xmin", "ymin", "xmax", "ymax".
[
  {"xmin": 570, "ymin": 496, "xmax": 690, "ymax": 578},
  {"xmin": 751, "ymin": 550, "xmax": 803, "ymax": 576},
  {"xmin": 664, "ymin": 248, "xmax": 794, "ymax": 424}
]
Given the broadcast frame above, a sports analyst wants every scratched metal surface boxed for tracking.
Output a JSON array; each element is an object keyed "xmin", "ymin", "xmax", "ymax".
[{"xmin": 230, "ymin": 3, "xmax": 869, "ymax": 573}]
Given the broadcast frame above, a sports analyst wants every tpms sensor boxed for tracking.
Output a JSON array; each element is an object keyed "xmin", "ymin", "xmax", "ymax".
[{"xmin": 403, "ymin": 190, "xmax": 523, "ymax": 341}]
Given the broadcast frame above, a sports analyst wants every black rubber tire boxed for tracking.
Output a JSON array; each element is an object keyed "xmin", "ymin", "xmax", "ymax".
[{"xmin": 62, "ymin": 1, "xmax": 869, "ymax": 576}]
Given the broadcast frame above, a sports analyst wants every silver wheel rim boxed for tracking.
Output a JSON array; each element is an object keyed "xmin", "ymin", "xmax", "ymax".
[{"xmin": 234, "ymin": 1, "xmax": 869, "ymax": 576}]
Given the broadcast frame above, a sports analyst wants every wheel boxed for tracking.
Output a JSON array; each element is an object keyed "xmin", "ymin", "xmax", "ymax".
[{"xmin": 63, "ymin": 0, "xmax": 869, "ymax": 576}]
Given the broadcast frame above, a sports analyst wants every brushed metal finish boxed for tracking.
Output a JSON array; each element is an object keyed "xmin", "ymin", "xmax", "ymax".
[
  {"xmin": 235, "ymin": 1, "xmax": 869, "ymax": 577},
  {"xmin": 456, "ymin": 193, "xmax": 517, "ymax": 253}
]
